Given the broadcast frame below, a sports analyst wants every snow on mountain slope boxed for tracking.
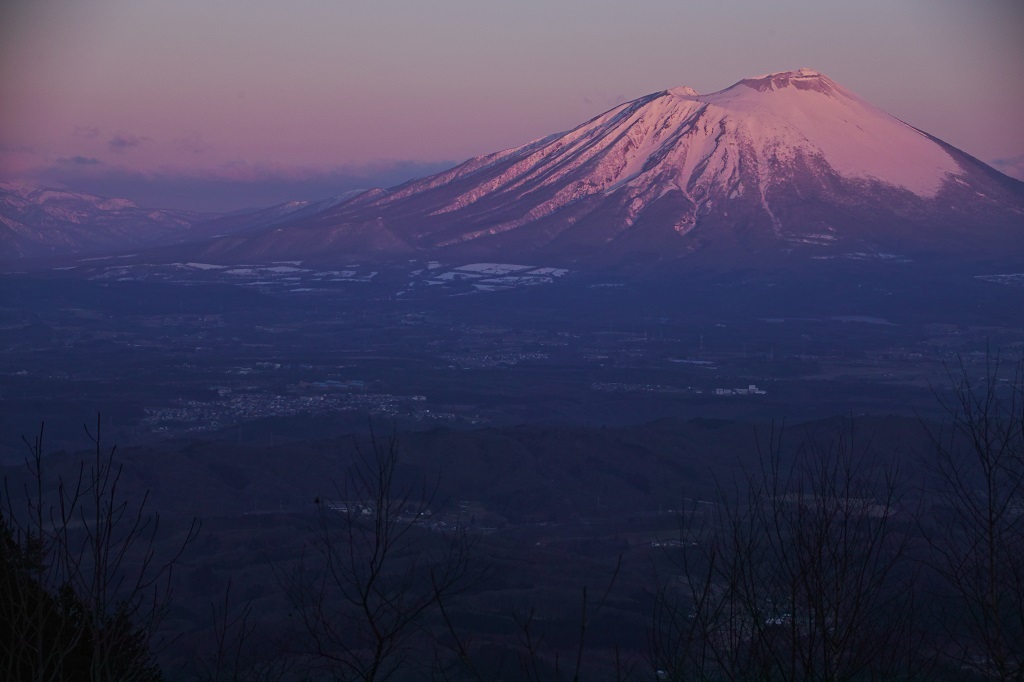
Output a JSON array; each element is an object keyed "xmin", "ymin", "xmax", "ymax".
[
  {"xmin": 694, "ymin": 68, "xmax": 958, "ymax": 195},
  {"xmin": 360, "ymin": 69, "xmax": 952, "ymax": 213},
  {"xmin": 176, "ymin": 69, "xmax": 1024, "ymax": 266},
  {"xmin": 268, "ymin": 66, "xmax": 1011, "ymax": 262}
]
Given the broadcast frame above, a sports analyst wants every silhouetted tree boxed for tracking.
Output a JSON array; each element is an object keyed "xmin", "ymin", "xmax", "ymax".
[
  {"xmin": 280, "ymin": 430, "xmax": 473, "ymax": 681},
  {"xmin": 505, "ymin": 555, "xmax": 632, "ymax": 682},
  {"xmin": 0, "ymin": 417, "xmax": 197, "ymax": 681},
  {"xmin": 924, "ymin": 356, "xmax": 1024, "ymax": 680},
  {"xmin": 654, "ymin": 423, "xmax": 919, "ymax": 681},
  {"xmin": 193, "ymin": 578, "xmax": 292, "ymax": 682}
]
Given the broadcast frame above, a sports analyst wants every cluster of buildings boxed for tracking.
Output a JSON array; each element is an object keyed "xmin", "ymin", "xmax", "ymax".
[{"xmin": 714, "ymin": 384, "xmax": 767, "ymax": 396}]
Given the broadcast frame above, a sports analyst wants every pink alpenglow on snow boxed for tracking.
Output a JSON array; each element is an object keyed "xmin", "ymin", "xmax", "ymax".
[
  {"xmin": 179, "ymin": 68, "xmax": 1022, "ymax": 268},
  {"xmin": 4, "ymin": 68, "xmax": 1022, "ymax": 265},
  {"xmin": 409, "ymin": 69, "xmax": 963, "ymax": 234},
  {"xmin": 680, "ymin": 68, "xmax": 959, "ymax": 196},
  {"xmin": 0, "ymin": 0, "xmax": 1021, "ymax": 214}
]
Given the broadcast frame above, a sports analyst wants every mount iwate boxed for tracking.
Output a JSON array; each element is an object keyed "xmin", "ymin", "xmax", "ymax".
[
  {"xmin": 7, "ymin": 69, "xmax": 1023, "ymax": 268},
  {"xmin": 185, "ymin": 69, "xmax": 1021, "ymax": 268}
]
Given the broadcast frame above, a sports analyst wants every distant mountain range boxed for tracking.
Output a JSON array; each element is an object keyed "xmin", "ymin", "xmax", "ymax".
[
  {"xmin": 5, "ymin": 69, "xmax": 1022, "ymax": 268},
  {"xmin": 0, "ymin": 184, "xmax": 365, "ymax": 264},
  {"xmin": 0, "ymin": 183, "xmax": 208, "ymax": 260}
]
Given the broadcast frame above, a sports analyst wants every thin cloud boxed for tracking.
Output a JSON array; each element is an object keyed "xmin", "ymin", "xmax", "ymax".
[
  {"xmin": 73, "ymin": 125, "xmax": 100, "ymax": 139},
  {"xmin": 57, "ymin": 155, "xmax": 102, "ymax": 166},
  {"xmin": 174, "ymin": 131, "xmax": 211, "ymax": 155},
  {"xmin": 107, "ymin": 133, "xmax": 149, "ymax": 151},
  {"xmin": 990, "ymin": 154, "xmax": 1024, "ymax": 181}
]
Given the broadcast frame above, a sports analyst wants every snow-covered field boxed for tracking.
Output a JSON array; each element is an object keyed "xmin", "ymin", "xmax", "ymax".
[
  {"xmin": 976, "ymin": 273, "xmax": 1024, "ymax": 287},
  {"xmin": 77, "ymin": 260, "xmax": 570, "ymax": 296},
  {"xmin": 419, "ymin": 263, "xmax": 570, "ymax": 293}
]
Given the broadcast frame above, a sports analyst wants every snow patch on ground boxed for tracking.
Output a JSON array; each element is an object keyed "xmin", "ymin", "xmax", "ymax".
[
  {"xmin": 455, "ymin": 263, "xmax": 534, "ymax": 275},
  {"xmin": 184, "ymin": 262, "xmax": 226, "ymax": 270},
  {"xmin": 976, "ymin": 274, "xmax": 1024, "ymax": 287},
  {"xmin": 263, "ymin": 266, "xmax": 307, "ymax": 273}
]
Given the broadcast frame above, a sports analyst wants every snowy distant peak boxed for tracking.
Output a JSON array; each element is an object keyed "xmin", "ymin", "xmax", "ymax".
[
  {"xmin": 0, "ymin": 181, "xmax": 37, "ymax": 196},
  {"xmin": 735, "ymin": 67, "xmax": 840, "ymax": 95},
  {"xmin": 751, "ymin": 67, "xmax": 823, "ymax": 79},
  {"xmin": 1, "ymin": 183, "xmax": 141, "ymax": 211},
  {"xmin": 668, "ymin": 85, "xmax": 699, "ymax": 97},
  {"xmin": 0, "ymin": 182, "xmax": 207, "ymax": 261},
  {"xmin": 655, "ymin": 68, "xmax": 959, "ymax": 196},
  {"xmin": 346, "ymin": 66, "xmax": 960, "ymax": 223}
]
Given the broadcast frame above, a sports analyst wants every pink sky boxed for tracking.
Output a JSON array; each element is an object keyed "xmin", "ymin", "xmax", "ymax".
[{"xmin": 1, "ymin": 0, "xmax": 1021, "ymax": 211}]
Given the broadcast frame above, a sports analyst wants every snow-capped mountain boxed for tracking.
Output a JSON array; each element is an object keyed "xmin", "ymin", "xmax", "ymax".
[
  {"xmin": 0, "ymin": 184, "xmax": 209, "ymax": 261},
  {"xmin": 194, "ymin": 68, "xmax": 1023, "ymax": 267}
]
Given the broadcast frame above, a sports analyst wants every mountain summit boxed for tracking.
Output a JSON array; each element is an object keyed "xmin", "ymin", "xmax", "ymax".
[{"xmin": 141, "ymin": 70, "xmax": 1024, "ymax": 266}]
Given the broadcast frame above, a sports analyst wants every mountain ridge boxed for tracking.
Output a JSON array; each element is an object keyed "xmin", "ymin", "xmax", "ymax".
[
  {"xmin": 0, "ymin": 183, "xmax": 212, "ymax": 261},
  {"xmin": 185, "ymin": 68, "xmax": 1019, "ymax": 268},
  {"xmin": 4, "ymin": 70, "xmax": 1022, "ymax": 269}
]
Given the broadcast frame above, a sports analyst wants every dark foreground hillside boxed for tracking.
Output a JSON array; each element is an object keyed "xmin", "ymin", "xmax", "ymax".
[{"xmin": 4, "ymin": 390, "xmax": 1022, "ymax": 680}]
